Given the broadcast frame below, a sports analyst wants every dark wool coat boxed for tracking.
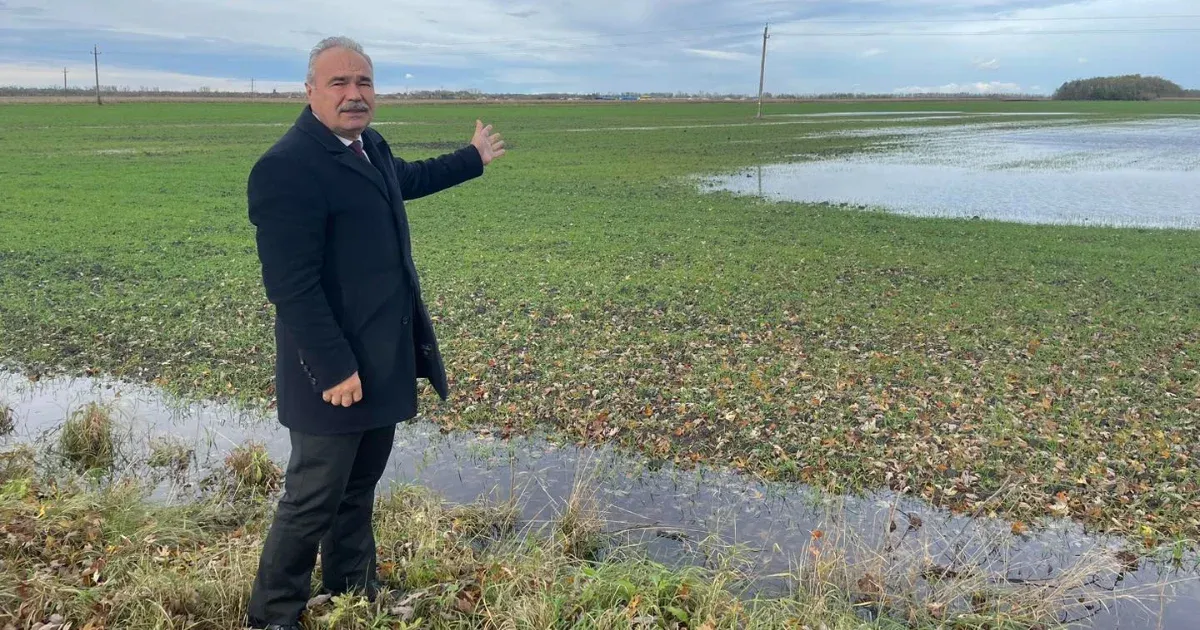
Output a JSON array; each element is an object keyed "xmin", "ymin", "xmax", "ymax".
[{"xmin": 248, "ymin": 105, "xmax": 483, "ymax": 434}]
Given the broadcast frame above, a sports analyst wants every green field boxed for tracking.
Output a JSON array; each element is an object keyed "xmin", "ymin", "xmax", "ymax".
[{"xmin": 1, "ymin": 98, "xmax": 1198, "ymax": 548}]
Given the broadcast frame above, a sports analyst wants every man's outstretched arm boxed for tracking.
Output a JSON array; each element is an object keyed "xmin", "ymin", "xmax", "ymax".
[
  {"xmin": 394, "ymin": 120, "xmax": 505, "ymax": 200},
  {"xmin": 248, "ymin": 155, "xmax": 359, "ymax": 395}
]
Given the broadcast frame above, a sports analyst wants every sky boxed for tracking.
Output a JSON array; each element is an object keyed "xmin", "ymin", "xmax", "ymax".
[{"xmin": 0, "ymin": 0, "xmax": 1196, "ymax": 96}]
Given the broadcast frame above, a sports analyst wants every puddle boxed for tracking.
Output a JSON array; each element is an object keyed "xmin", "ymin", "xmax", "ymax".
[
  {"xmin": 2, "ymin": 369, "xmax": 1199, "ymax": 627},
  {"xmin": 559, "ymin": 114, "xmax": 1086, "ymax": 134},
  {"xmin": 561, "ymin": 120, "xmax": 883, "ymax": 132},
  {"xmin": 703, "ymin": 118, "xmax": 1200, "ymax": 230},
  {"xmin": 765, "ymin": 111, "xmax": 1082, "ymax": 118},
  {"xmin": 767, "ymin": 111, "xmax": 967, "ymax": 118},
  {"xmin": 802, "ymin": 119, "xmax": 1090, "ymax": 139}
]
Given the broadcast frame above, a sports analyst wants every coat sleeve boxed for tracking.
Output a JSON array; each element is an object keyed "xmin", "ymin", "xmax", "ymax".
[
  {"xmin": 247, "ymin": 154, "xmax": 358, "ymax": 392},
  {"xmin": 394, "ymin": 144, "xmax": 485, "ymax": 200}
]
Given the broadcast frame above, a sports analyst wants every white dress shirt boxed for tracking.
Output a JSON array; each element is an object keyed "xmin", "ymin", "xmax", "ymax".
[{"xmin": 314, "ymin": 110, "xmax": 370, "ymax": 164}]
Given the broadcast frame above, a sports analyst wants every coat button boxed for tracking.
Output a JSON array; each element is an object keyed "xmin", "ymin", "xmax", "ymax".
[{"xmin": 402, "ymin": 315, "xmax": 410, "ymax": 325}]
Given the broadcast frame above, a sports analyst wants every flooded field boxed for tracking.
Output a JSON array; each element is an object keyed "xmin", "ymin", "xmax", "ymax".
[
  {"xmin": 3, "ymin": 100, "xmax": 1198, "ymax": 628},
  {"xmin": 3, "ymin": 369, "xmax": 1199, "ymax": 628},
  {"xmin": 703, "ymin": 117, "xmax": 1200, "ymax": 229}
]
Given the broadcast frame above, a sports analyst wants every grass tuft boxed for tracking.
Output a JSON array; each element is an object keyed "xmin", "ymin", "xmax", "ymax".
[
  {"xmin": 147, "ymin": 435, "xmax": 194, "ymax": 476},
  {"xmin": 0, "ymin": 446, "xmax": 36, "ymax": 495},
  {"xmin": 219, "ymin": 441, "xmax": 281, "ymax": 498},
  {"xmin": 0, "ymin": 403, "xmax": 13, "ymax": 436},
  {"xmin": 59, "ymin": 402, "xmax": 115, "ymax": 473},
  {"xmin": 552, "ymin": 458, "xmax": 608, "ymax": 562}
]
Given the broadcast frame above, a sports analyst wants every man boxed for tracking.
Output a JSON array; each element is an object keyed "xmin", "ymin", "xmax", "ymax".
[{"xmin": 244, "ymin": 36, "xmax": 505, "ymax": 630}]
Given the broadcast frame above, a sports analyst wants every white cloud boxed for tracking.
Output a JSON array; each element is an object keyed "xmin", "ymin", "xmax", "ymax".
[
  {"xmin": 0, "ymin": 0, "xmax": 620, "ymax": 68},
  {"xmin": 0, "ymin": 0, "xmax": 1196, "ymax": 94},
  {"xmin": 0, "ymin": 61, "xmax": 285, "ymax": 92},
  {"xmin": 684, "ymin": 48, "xmax": 754, "ymax": 62},
  {"xmin": 0, "ymin": 61, "xmax": 420, "ymax": 92},
  {"xmin": 765, "ymin": 0, "xmax": 1197, "ymax": 68},
  {"xmin": 404, "ymin": 73, "xmax": 415, "ymax": 79},
  {"xmin": 894, "ymin": 81, "xmax": 1025, "ymax": 94}
]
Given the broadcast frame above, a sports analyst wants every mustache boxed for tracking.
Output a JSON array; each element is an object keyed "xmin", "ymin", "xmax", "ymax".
[{"xmin": 339, "ymin": 101, "xmax": 370, "ymax": 113}]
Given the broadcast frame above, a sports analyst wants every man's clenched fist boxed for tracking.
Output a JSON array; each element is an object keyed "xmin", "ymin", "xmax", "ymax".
[{"xmin": 323, "ymin": 371, "xmax": 362, "ymax": 407}]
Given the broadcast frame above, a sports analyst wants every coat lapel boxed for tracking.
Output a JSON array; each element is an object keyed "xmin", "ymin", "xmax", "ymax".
[
  {"xmin": 333, "ymin": 150, "xmax": 391, "ymax": 201},
  {"xmin": 361, "ymin": 135, "xmax": 395, "ymax": 202},
  {"xmin": 363, "ymin": 131, "xmax": 420, "ymax": 287}
]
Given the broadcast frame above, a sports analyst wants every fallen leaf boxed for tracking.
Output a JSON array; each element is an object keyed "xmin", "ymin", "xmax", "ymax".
[{"xmin": 389, "ymin": 606, "xmax": 415, "ymax": 622}]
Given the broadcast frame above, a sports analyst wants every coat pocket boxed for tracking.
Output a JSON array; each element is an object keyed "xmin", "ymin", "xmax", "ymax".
[{"xmin": 413, "ymin": 299, "xmax": 448, "ymax": 399}]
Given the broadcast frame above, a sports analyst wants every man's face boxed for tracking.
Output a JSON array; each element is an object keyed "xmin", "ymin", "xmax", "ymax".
[{"xmin": 305, "ymin": 47, "xmax": 375, "ymax": 139}]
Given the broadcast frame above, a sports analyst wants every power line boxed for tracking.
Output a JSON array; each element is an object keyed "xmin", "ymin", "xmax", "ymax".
[
  {"xmin": 288, "ymin": 14, "xmax": 1200, "ymax": 49},
  {"xmin": 323, "ymin": 25, "xmax": 1200, "ymax": 56},
  {"xmin": 32, "ymin": 13, "xmax": 1199, "ymax": 54},
  {"xmin": 43, "ymin": 25, "xmax": 1199, "ymax": 68},
  {"xmin": 776, "ymin": 13, "xmax": 1200, "ymax": 25},
  {"xmin": 771, "ymin": 27, "xmax": 1200, "ymax": 37},
  {"xmin": 365, "ymin": 20, "xmax": 770, "ymax": 48},
  {"xmin": 21, "ymin": 17, "xmax": 1200, "ymax": 68},
  {"xmin": 339, "ymin": 12, "xmax": 1200, "ymax": 47}
]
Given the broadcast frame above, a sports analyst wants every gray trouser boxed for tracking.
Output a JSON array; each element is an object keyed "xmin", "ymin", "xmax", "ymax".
[{"xmin": 247, "ymin": 424, "xmax": 396, "ymax": 626}]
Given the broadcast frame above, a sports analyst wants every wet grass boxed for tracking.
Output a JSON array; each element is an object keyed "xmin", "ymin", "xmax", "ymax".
[
  {"xmin": 0, "ymin": 403, "xmax": 13, "ymax": 436},
  {"xmin": 216, "ymin": 441, "xmax": 282, "ymax": 498},
  {"xmin": 147, "ymin": 435, "xmax": 195, "ymax": 474},
  {"xmin": 0, "ymin": 458, "xmax": 850, "ymax": 629},
  {"xmin": 0, "ymin": 99, "xmax": 1198, "ymax": 548},
  {"xmin": 551, "ymin": 458, "xmax": 608, "ymax": 562},
  {"xmin": 0, "ymin": 435, "xmax": 1146, "ymax": 630},
  {"xmin": 58, "ymin": 402, "xmax": 116, "ymax": 473}
]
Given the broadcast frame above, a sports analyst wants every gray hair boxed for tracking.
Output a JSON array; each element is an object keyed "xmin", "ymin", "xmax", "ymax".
[{"xmin": 306, "ymin": 36, "xmax": 373, "ymax": 84}]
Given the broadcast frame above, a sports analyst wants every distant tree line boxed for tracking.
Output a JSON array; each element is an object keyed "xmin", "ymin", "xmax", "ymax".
[
  {"xmin": 0, "ymin": 86, "xmax": 1051, "ymax": 101},
  {"xmin": 1052, "ymin": 75, "xmax": 1190, "ymax": 100},
  {"xmin": 8, "ymin": 83, "xmax": 1189, "ymax": 102},
  {"xmin": 768, "ymin": 92, "xmax": 1044, "ymax": 100}
]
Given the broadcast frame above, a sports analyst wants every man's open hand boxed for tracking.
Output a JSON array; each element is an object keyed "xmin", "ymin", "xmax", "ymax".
[
  {"xmin": 471, "ymin": 120, "xmax": 506, "ymax": 165},
  {"xmin": 323, "ymin": 371, "xmax": 362, "ymax": 407}
]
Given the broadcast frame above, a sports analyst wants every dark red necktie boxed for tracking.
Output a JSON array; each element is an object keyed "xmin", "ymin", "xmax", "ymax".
[{"xmin": 349, "ymin": 139, "xmax": 368, "ymax": 160}]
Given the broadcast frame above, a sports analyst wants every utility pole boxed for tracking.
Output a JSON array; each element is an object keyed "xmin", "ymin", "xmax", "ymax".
[
  {"xmin": 92, "ymin": 45, "xmax": 102, "ymax": 105},
  {"xmin": 756, "ymin": 23, "xmax": 769, "ymax": 119},
  {"xmin": 63, "ymin": 67, "xmax": 68, "ymax": 91}
]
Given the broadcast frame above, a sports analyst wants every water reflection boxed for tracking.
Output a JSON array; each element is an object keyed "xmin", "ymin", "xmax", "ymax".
[
  {"xmin": 2, "ymin": 370, "xmax": 1198, "ymax": 627},
  {"xmin": 704, "ymin": 118, "xmax": 1200, "ymax": 230}
]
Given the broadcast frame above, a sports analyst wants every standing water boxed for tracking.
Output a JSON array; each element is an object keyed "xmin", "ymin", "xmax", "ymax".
[
  {"xmin": 702, "ymin": 118, "xmax": 1200, "ymax": 230},
  {"xmin": 2, "ymin": 369, "xmax": 1199, "ymax": 628}
]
